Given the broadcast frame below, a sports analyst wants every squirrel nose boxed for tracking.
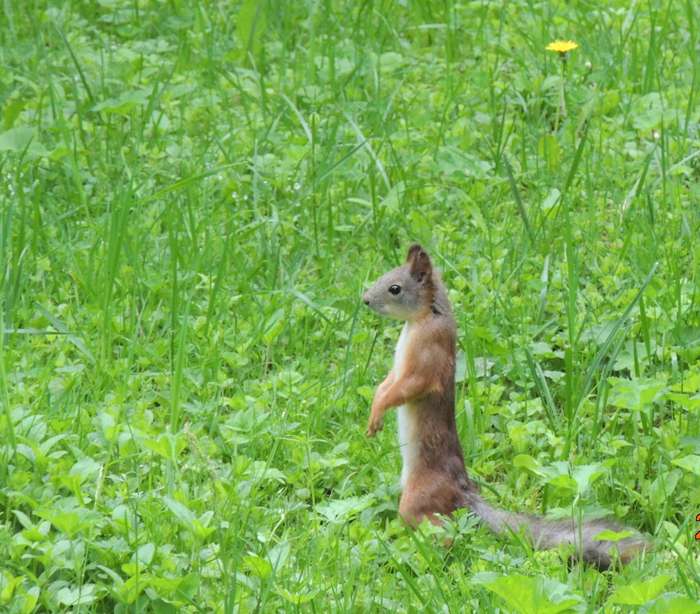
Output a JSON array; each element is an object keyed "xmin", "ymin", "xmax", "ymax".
[{"xmin": 363, "ymin": 294, "xmax": 370, "ymax": 306}]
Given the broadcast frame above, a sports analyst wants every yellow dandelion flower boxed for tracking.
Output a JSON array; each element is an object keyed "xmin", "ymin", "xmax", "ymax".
[{"xmin": 546, "ymin": 40, "xmax": 579, "ymax": 54}]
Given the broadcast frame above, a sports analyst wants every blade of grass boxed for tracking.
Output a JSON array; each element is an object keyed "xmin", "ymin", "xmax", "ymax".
[
  {"xmin": 503, "ymin": 155, "xmax": 534, "ymax": 244},
  {"xmin": 524, "ymin": 348, "xmax": 560, "ymax": 431},
  {"xmin": 577, "ymin": 262, "xmax": 660, "ymax": 412}
]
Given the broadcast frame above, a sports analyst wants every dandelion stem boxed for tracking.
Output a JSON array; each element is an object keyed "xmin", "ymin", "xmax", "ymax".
[{"xmin": 555, "ymin": 54, "xmax": 568, "ymax": 131}]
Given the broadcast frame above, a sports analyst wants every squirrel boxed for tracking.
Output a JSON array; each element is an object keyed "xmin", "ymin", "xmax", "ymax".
[{"xmin": 362, "ymin": 244, "xmax": 648, "ymax": 569}]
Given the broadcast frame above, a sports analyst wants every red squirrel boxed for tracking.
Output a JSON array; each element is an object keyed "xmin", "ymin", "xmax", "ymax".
[{"xmin": 362, "ymin": 244, "xmax": 648, "ymax": 569}]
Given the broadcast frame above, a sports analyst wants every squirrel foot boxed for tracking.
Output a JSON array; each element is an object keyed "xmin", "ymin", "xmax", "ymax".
[{"xmin": 366, "ymin": 416, "xmax": 384, "ymax": 437}]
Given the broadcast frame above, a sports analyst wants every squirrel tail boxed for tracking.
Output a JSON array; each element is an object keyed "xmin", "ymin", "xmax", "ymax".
[{"xmin": 461, "ymin": 490, "xmax": 648, "ymax": 569}]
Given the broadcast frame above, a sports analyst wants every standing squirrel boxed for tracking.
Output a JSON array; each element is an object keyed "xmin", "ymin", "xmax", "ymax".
[{"xmin": 362, "ymin": 244, "xmax": 648, "ymax": 569}]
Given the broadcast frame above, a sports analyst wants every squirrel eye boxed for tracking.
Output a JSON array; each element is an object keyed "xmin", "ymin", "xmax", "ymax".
[{"xmin": 388, "ymin": 284, "xmax": 401, "ymax": 295}]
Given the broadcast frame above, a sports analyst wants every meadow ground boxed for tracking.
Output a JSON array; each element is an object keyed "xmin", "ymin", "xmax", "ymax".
[{"xmin": 1, "ymin": 1, "xmax": 699, "ymax": 611}]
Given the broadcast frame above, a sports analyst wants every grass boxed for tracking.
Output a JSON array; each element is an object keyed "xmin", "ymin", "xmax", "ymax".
[{"xmin": 0, "ymin": 0, "xmax": 699, "ymax": 611}]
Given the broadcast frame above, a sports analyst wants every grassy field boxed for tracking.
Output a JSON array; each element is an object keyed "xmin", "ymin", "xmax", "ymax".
[{"xmin": 1, "ymin": 0, "xmax": 699, "ymax": 611}]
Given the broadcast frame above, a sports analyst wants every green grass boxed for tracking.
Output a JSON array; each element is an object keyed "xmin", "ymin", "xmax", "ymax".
[{"xmin": 1, "ymin": 0, "xmax": 699, "ymax": 611}]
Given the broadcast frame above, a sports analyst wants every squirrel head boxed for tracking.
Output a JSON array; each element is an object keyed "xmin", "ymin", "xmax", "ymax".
[{"xmin": 362, "ymin": 244, "xmax": 435, "ymax": 321}]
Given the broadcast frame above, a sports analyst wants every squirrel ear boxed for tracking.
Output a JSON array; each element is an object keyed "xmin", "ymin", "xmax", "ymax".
[{"xmin": 406, "ymin": 244, "xmax": 432, "ymax": 283}]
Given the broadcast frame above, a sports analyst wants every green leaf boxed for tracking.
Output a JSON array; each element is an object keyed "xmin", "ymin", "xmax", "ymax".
[
  {"xmin": 162, "ymin": 496, "xmax": 197, "ymax": 527},
  {"xmin": 236, "ymin": 0, "xmax": 268, "ymax": 63},
  {"xmin": 0, "ymin": 126, "xmax": 47, "ymax": 156},
  {"xmin": 117, "ymin": 573, "xmax": 199, "ymax": 604},
  {"xmin": 316, "ymin": 495, "xmax": 375, "ymax": 523},
  {"xmin": 122, "ymin": 542, "xmax": 157, "ymax": 577},
  {"xmin": 646, "ymin": 594, "xmax": 700, "ymax": 614},
  {"xmin": 473, "ymin": 573, "xmax": 582, "ymax": 614},
  {"xmin": 592, "ymin": 529, "xmax": 634, "ymax": 542},
  {"xmin": 666, "ymin": 392, "xmax": 700, "ymax": 412},
  {"xmin": 0, "ymin": 126, "xmax": 32, "ymax": 150},
  {"xmin": 541, "ymin": 187, "xmax": 561, "ymax": 212},
  {"xmin": 12, "ymin": 510, "xmax": 33, "ymax": 530},
  {"xmin": 151, "ymin": 573, "xmax": 199, "ymax": 600},
  {"xmin": 268, "ymin": 540, "xmax": 291, "ymax": 571},
  {"xmin": 437, "ymin": 145, "xmax": 492, "ymax": 179},
  {"xmin": 275, "ymin": 587, "xmax": 319, "ymax": 605},
  {"xmin": 161, "ymin": 496, "xmax": 214, "ymax": 540},
  {"xmin": 650, "ymin": 470, "xmax": 682, "ymax": 508},
  {"xmin": 93, "ymin": 89, "xmax": 148, "ymax": 114},
  {"xmin": 142, "ymin": 433, "xmax": 185, "ymax": 462},
  {"xmin": 39, "ymin": 507, "xmax": 100, "ymax": 538},
  {"xmin": 55, "ymin": 583, "xmax": 97, "ymax": 606},
  {"xmin": 671, "ymin": 455, "xmax": 700, "ymax": 476},
  {"xmin": 17, "ymin": 585, "xmax": 40, "ymax": 614},
  {"xmin": 631, "ymin": 92, "xmax": 671, "ymax": 131},
  {"xmin": 114, "ymin": 574, "xmax": 150, "ymax": 604},
  {"xmin": 136, "ymin": 543, "xmax": 155, "ymax": 566},
  {"xmin": 609, "ymin": 575, "xmax": 671, "ymax": 606},
  {"xmin": 547, "ymin": 474, "xmax": 578, "ymax": 492},
  {"xmin": 608, "ymin": 377, "xmax": 667, "ymax": 411},
  {"xmin": 243, "ymin": 554, "xmax": 272, "ymax": 579},
  {"xmin": 262, "ymin": 309, "xmax": 285, "ymax": 344},
  {"xmin": 379, "ymin": 181, "xmax": 405, "ymax": 212},
  {"xmin": 0, "ymin": 571, "xmax": 22, "ymax": 603},
  {"xmin": 570, "ymin": 464, "xmax": 606, "ymax": 494},
  {"xmin": 247, "ymin": 460, "xmax": 287, "ymax": 483},
  {"xmin": 538, "ymin": 135, "xmax": 561, "ymax": 172},
  {"xmin": 69, "ymin": 457, "xmax": 101, "ymax": 482},
  {"xmin": 35, "ymin": 303, "xmax": 95, "ymax": 363},
  {"xmin": 513, "ymin": 454, "xmax": 546, "ymax": 477}
]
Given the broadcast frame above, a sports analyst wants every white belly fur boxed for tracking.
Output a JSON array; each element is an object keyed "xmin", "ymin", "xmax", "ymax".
[{"xmin": 395, "ymin": 323, "xmax": 419, "ymax": 488}]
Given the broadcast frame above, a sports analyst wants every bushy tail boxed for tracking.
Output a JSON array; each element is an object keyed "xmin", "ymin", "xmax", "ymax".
[{"xmin": 461, "ymin": 490, "xmax": 648, "ymax": 569}]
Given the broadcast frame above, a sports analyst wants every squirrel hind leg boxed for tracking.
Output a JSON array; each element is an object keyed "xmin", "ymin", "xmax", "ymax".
[{"xmin": 399, "ymin": 473, "xmax": 464, "ymax": 527}]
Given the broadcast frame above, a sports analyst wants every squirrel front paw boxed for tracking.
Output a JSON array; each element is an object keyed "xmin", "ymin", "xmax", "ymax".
[{"xmin": 366, "ymin": 416, "xmax": 384, "ymax": 437}]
